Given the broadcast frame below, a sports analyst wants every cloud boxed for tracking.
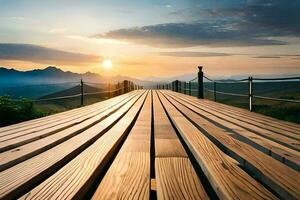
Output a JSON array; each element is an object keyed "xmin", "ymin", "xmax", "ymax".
[
  {"xmin": 253, "ymin": 54, "xmax": 300, "ymax": 59},
  {"xmin": 94, "ymin": 22, "xmax": 287, "ymax": 48},
  {"xmin": 253, "ymin": 56, "xmax": 281, "ymax": 59},
  {"xmin": 0, "ymin": 43, "xmax": 100, "ymax": 65},
  {"xmin": 93, "ymin": 0, "xmax": 299, "ymax": 48},
  {"xmin": 158, "ymin": 51, "xmax": 237, "ymax": 57}
]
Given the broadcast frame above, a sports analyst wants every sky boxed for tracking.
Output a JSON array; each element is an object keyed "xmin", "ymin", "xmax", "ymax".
[{"xmin": 0, "ymin": 0, "xmax": 299, "ymax": 78}]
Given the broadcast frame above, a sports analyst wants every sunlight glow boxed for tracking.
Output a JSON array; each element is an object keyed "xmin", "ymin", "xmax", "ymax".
[{"xmin": 102, "ymin": 59, "xmax": 112, "ymax": 70}]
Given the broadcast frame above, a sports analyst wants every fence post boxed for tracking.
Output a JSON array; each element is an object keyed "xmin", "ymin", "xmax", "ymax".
[
  {"xmin": 214, "ymin": 82, "xmax": 217, "ymax": 102},
  {"xmin": 124, "ymin": 80, "xmax": 129, "ymax": 93},
  {"xmin": 80, "ymin": 79, "xmax": 84, "ymax": 106},
  {"xmin": 249, "ymin": 76, "xmax": 253, "ymax": 111},
  {"xmin": 175, "ymin": 80, "xmax": 179, "ymax": 92},
  {"xmin": 117, "ymin": 81, "xmax": 120, "ymax": 95},
  {"xmin": 189, "ymin": 81, "xmax": 191, "ymax": 96},
  {"xmin": 198, "ymin": 66, "xmax": 204, "ymax": 99}
]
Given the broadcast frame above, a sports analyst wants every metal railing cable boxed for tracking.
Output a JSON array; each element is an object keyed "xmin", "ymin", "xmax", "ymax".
[
  {"xmin": 253, "ymin": 77, "xmax": 300, "ymax": 81},
  {"xmin": 253, "ymin": 95, "xmax": 300, "ymax": 103},
  {"xmin": 83, "ymin": 87, "xmax": 125, "ymax": 96},
  {"xmin": 189, "ymin": 76, "xmax": 197, "ymax": 82},
  {"xmin": 203, "ymin": 74, "xmax": 248, "ymax": 83}
]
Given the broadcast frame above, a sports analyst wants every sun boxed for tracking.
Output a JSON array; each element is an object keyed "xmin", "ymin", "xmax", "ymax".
[{"xmin": 102, "ymin": 59, "xmax": 112, "ymax": 70}]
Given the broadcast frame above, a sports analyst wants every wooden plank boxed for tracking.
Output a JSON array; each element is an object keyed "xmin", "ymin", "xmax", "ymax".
[
  {"xmin": 167, "ymin": 91, "xmax": 300, "ymax": 151},
  {"xmin": 0, "ymin": 92, "xmax": 138, "ymax": 153},
  {"xmin": 161, "ymin": 91, "xmax": 300, "ymax": 199},
  {"xmin": 157, "ymin": 92, "xmax": 277, "ymax": 200},
  {"xmin": 0, "ymin": 91, "xmax": 145, "ymax": 199},
  {"xmin": 165, "ymin": 91, "xmax": 300, "ymax": 171},
  {"xmin": 153, "ymin": 91, "xmax": 187, "ymax": 158},
  {"xmin": 92, "ymin": 92, "xmax": 151, "ymax": 200},
  {"xmin": 208, "ymin": 98, "xmax": 300, "ymax": 131},
  {"xmin": 199, "ymin": 100, "xmax": 300, "ymax": 137},
  {"xmin": 0, "ymin": 91, "xmax": 136, "ymax": 141},
  {"xmin": 0, "ymin": 92, "xmax": 139, "ymax": 171},
  {"xmin": 203, "ymin": 98, "xmax": 300, "ymax": 130},
  {"xmin": 174, "ymin": 92, "xmax": 300, "ymax": 139},
  {"xmin": 156, "ymin": 157, "xmax": 208, "ymax": 200},
  {"xmin": 153, "ymin": 91, "xmax": 208, "ymax": 200},
  {"xmin": 0, "ymin": 91, "xmax": 137, "ymax": 136},
  {"xmin": 178, "ymin": 91, "xmax": 300, "ymax": 131}
]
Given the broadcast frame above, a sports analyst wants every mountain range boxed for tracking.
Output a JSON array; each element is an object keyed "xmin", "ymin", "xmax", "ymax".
[
  {"xmin": 0, "ymin": 66, "xmax": 157, "ymax": 98},
  {"xmin": 0, "ymin": 66, "xmax": 157, "ymax": 87}
]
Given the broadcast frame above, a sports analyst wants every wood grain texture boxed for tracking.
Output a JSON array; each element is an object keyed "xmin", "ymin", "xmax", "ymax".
[
  {"xmin": 199, "ymin": 100, "xmax": 300, "ymax": 139},
  {"xmin": 162, "ymin": 91, "xmax": 300, "ymax": 199},
  {"xmin": 19, "ymin": 92, "xmax": 147, "ymax": 200},
  {"xmin": 165, "ymin": 91, "xmax": 300, "ymax": 171},
  {"xmin": 158, "ymin": 92, "xmax": 277, "ymax": 200},
  {"xmin": 0, "ymin": 91, "xmax": 137, "ymax": 136},
  {"xmin": 167, "ymin": 92, "xmax": 300, "ymax": 151},
  {"xmin": 175, "ymin": 91, "xmax": 300, "ymax": 132},
  {"xmin": 153, "ymin": 91, "xmax": 209, "ymax": 200},
  {"xmin": 0, "ymin": 92, "xmax": 145, "ymax": 199},
  {"xmin": 92, "ymin": 92, "xmax": 151, "ymax": 200},
  {"xmin": 0, "ymin": 92, "xmax": 138, "ymax": 172},
  {"xmin": 173, "ymin": 92, "xmax": 300, "ymax": 143},
  {"xmin": 153, "ymin": 91, "xmax": 187, "ymax": 158},
  {"xmin": 156, "ymin": 157, "xmax": 208, "ymax": 200},
  {"xmin": 0, "ymin": 92, "xmax": 137, "ymax": 153}
]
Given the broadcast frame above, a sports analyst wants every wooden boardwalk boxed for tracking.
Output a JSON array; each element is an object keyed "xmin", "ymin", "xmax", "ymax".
[{"xmin": 0, "ymin": 90, "xmax": 299, "ymax": 200}]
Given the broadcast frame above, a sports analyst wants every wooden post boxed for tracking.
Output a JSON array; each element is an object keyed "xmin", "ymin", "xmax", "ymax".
[
  {"xmin": 124, "ymin": 80, "xmax": 129, "ymax": 93},
  {"xmin": 213, "ymin": 82, "xmax": 216, "ymax": 101},
  {"xmin": 198, "ymin": 66, "xmax": 204, "ymax": 99},
  {"xmin": 117, "ymin": 82, "xmax": 120, "ymax": 95},
  {"xmin": 189, "ymin": 81, "xmax": 191, "ymax": 96},
  {"xmin": 175, "ymin": 80, "xmax": 179, "ymax": 92},
  {"xmin": 249, "ymin": 76, "xmax": 253, "ymax": 111},
  {"xmin": 80, "ymin": 79, "xmax": 84, "ymax": 106}
]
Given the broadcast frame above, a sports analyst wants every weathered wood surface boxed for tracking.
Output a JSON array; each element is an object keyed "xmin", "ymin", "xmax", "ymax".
[
  {"xmin": 153, "ymin": 91, "xmax": 208, "ymax": 200},
  {"xmin": 0, "ymin": 89, "xmax": 299, "ymax": 200}
]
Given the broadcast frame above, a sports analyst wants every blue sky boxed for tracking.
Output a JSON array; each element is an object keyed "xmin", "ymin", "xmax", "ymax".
[{"xmin": 0, "ymin": 0, "xmax": 299, "ymax": 78}]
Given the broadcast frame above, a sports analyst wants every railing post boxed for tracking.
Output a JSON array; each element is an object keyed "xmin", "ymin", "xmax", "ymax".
[
  {"xmin": 108, "ymin": 82, "xmax": 111, "ymax": 98},
  {"xmin": 214, "ymin": 82, "xmax": 217, "ymax": 102},
  {"xmin": 198, "ymin": 66, "xmax": 204, "ymax": 99},
  {"xmin": 80, "ymin": 79, "xmax": 84, "ymax": 106},
  {"xmin": 175, "ymin": 80, "xmax": 179, "ymax": 92},
  {"xmin": 124, "ymin": 80, "xmax": 129, "ymax": 93},
  {"xmin": 249, "ymin": 76, "xmax": 253, "ymax": 111},
  {"xmin": 117, "ymin": 81, "xmax": 120, "ymax": 96},
  {"xmin": 189, "ymin": 81, "xmax": 191, "ymax": 96}
]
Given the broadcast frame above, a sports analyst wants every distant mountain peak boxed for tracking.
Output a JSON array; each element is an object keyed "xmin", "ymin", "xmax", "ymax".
[{"xmin": 44, "ymin": 66, "xmax": 63, "ymax": 72}]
